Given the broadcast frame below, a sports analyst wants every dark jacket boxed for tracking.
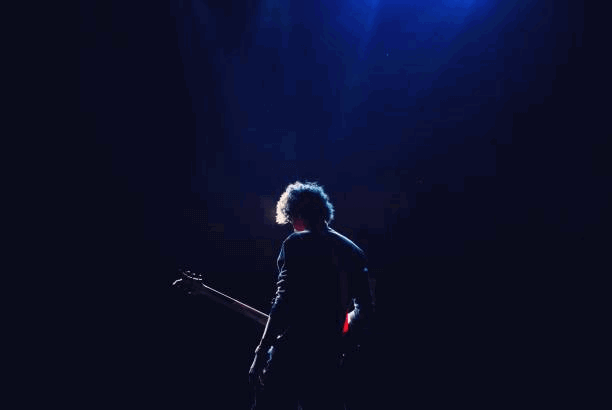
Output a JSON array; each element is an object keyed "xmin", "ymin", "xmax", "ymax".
[{"xmin": 256, "ymin": 226, "xmax": 373, "ymax": 356}]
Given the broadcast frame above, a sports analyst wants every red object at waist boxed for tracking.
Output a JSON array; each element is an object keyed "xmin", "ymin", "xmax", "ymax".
[{"xmin": 342, "ymin": 312, "xmax": 349, "ymax": 334}]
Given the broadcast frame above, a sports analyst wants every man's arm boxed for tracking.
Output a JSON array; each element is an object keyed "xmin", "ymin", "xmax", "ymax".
[
  {"xmin": 249, "ymin": 240, "xmax": 293, "ymax": 382},
  {"xmin": 254, "ymin": 239, "xmax": 291, "ymax": 354}
]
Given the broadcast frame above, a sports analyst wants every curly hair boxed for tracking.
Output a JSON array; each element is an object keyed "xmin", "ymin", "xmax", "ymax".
[{"xmin": 275, "ymin": 181, "xmax": 335, "ymax": 226}]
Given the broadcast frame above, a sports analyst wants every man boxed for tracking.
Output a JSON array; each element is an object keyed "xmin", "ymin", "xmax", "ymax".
[{"xmin": 249, "ymin": 181, "xmax": 374, "ymax": 409}]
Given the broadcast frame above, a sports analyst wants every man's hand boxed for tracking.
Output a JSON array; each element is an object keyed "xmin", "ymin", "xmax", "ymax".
[{"xmin": 248, "ymin": 351, "xmax": 268, "ymax": 386}]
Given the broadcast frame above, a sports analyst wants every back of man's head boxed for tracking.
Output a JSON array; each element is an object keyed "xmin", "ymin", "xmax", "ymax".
[{"xmin": 275, "ymin": 181, "xmax": 335, "ymax": 227}]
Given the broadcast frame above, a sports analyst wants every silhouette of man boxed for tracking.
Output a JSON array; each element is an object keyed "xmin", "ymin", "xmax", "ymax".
[{"xmin": 249, "ymin": 181, "xmax": 374, "ymax": 409}]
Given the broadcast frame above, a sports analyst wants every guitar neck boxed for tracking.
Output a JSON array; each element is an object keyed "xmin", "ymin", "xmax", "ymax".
[{"xmin": 195, "ymin": 282, "xmax": 269, "ymax": 327}]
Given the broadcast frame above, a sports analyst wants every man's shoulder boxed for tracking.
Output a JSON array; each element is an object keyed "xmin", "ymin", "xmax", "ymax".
[
  {"xmin": 283, "ymin": 228, "xmax": 365, "ymax": 257},
  {"xmin": 283, "ymin": 231, "xmax": 306, "ymax": 243},
  {"xmin": 328, "ymin": 228, "xmax": 366, "ymax": 258}
]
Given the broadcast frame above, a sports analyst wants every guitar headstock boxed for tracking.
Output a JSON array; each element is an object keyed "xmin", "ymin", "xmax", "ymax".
[{"xmin": 172, "ymin": 269, "xmax": 205, "ymax": 295}]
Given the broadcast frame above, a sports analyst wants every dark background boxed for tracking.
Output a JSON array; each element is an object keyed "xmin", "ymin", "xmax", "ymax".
[{"xmin": 77, "ymin": 0, "xmax": 603, "ymax": 408}]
